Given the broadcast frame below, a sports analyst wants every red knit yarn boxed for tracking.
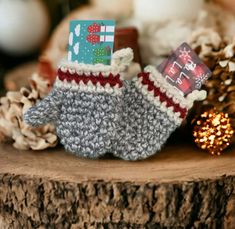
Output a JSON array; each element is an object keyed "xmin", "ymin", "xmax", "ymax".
[
  {"xmin": 57, "ymin": 68, "xmax": 122, "ymax": 88},
  {"xmin": 138, "ymin": 72, "xmax": 187, "ymax": 119}
]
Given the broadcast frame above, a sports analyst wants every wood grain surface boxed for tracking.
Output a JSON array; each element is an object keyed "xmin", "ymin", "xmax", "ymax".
[
  {"xmin": 0, "ymin": 143, "xmax": 234, "ymax": 183},
  {"xmin": 0, "ymin": 143, "xmax": 234, "ymax": 228}
]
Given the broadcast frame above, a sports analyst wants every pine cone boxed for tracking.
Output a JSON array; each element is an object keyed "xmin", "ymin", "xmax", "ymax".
[
  {"xmin": 188, "ymin": 28, "xmax": 223, "ymax": 60},
  {"xmin": 194, "ymin": 39, "xmax": 235, "ymax": 143},
  {"xmin": 0, "ymin": 74, "xmax": 58, "ymax": 150}
]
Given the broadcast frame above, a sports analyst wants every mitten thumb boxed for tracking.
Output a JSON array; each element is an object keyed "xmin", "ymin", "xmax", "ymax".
[{"xmin": 24, "ymin": 87, "xmax": 62, "ymax": 127}]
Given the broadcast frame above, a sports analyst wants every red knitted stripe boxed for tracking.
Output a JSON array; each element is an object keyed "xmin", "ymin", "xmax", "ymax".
[
  {"xmin": 57, "ymin": 68, "xmax": 123, "ymax": 88},
  {"xmin": 137, "ymin": 72, "xmax": 187, "ymax": 119}
]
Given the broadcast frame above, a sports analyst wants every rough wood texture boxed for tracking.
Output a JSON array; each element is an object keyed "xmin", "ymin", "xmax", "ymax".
[{"xmin": 0, "ymin": 143, "xmax": 234, "ymax": 229}]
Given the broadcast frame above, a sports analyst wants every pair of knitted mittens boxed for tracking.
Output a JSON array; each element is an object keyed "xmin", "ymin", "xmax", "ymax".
[{"xmin": 24, "ymin": 48, "xmax": 206, "ymax": 160}]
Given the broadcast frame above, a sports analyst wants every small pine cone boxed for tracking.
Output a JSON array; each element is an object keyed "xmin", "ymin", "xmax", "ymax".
[
  {"xmin": 0, "ymin": 74, "xmax": 57, "ymax": 150},
  {"xmin": 188, "ymin": 28, "xmax": 222, "ymax": 60},
  {"xmin": 193, "ymin": 40, "xmax": 235, "ymax": 143}
]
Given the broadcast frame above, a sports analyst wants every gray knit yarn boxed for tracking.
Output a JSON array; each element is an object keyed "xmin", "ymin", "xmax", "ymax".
[
  {"xmin": 24, "ymin": 86, "xmax": 123, "ymax": 159},
  {"xmin": 24, "ymin": 80, "xmax": 179, "ymax": 161},
  {"xmin": 24, "ymin": 46, "xmax": 188, "ymax": 160},
  {"xmin": 113, "ymin": 80, "xmax": 178, "ymax": 161},
  {"xmin": 24, "ymin": 88, "xmax": 64, "ymax": 126}
]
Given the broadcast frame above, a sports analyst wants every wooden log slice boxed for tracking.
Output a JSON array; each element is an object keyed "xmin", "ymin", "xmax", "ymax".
[{"xmin": 0, "ymin": 143, "xmax": 234, "ymax": 228}]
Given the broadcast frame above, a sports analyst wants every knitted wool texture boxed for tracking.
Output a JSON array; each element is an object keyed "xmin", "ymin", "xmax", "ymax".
[
  {"xmin": 24, "ymin": 48, "xmax": 206, "ymax": 160},
  {"xmin": 114, "ymin": 66, "xmax": 206, "ymax": 160},
  {"xmin": 24, "ymin": 48, "xmax": 133, "ymax": 158}
]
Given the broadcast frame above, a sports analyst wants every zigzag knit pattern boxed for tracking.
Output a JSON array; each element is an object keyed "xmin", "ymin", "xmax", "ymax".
[
  {"xmin": 112, "ymin": 66, "xmax": 206, "ymax": 160},
  {"xmin": 24, "ymin": 65, "xmax": 125, "ymax": 159},
  {"xmin": 24, "ymin": 48, "xmax": 206, "ymax": 160},
  {"xmin": 113, "ymin": 72, "xmax": 183, "ymax": 160},
  {"xmin": 55, "ymin": 67, "xmax": 123, "ymax": 96},
  {"xmin": 57, "ymin": 68, "xmax": 122, "ymax": 87}
]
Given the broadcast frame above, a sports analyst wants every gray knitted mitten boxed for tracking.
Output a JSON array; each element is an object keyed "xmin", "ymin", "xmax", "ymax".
[
  {"xmin": 24, "ymin": 48, "xmax": 133, "ymax": 158},
  {"xmin": 113, "ymin": 66, "xmax": 206, "ymax": 160}
]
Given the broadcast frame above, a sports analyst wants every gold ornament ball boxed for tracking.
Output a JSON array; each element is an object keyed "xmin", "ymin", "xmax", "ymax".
[{"xmin": 193, "ymin": 110, "xmax": 234, "ymax": 155}]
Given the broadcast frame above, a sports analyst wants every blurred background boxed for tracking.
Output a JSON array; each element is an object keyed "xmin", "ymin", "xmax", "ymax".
[
  {"xmin": 1, "ymin": 0, "xmax": 235, "ymax": 151},
  {"xmin": 0, "ymin": 0, "xmax": 235, "ymax": 91},
  {"xmin": 0, "ymin": 0, "xmax": 87, "ymax": 91}
]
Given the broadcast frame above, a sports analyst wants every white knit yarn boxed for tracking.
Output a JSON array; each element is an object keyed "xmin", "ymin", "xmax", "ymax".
[
  {"xmin": 134, "ymin": 76, "xmax": 183, "ymax": 125},
  {"xmin": 111, "ymin": 48, "xmax": 134, "ymax": 72},
  {"xmin": 59, "ymin": 48, "xmax": 134, "ymax": 78},
  {"xmin": 145, "ymin": 65, "xmax": 207, "ymax": 109},
  {"xmin": 54, "ymin": 79, "xmax": 123, "ymax": 96}
]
